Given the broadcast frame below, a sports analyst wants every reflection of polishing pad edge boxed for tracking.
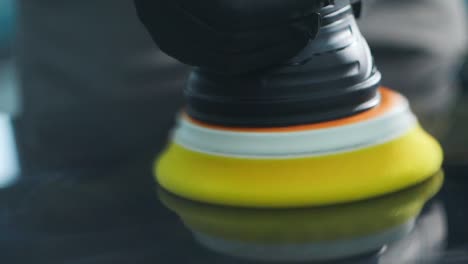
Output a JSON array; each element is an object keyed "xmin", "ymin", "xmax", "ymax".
[
  {"xmin": 157, "ymin": 171, "xmax": 443, "ymax": 243},
  {"xmin": 156, "ymin": 125, "xmax": 442, "ymax": 208}
]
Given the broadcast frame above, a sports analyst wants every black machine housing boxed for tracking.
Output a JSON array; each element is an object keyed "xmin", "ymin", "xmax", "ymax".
[{"xmin": 185, "ymin": 0, "xmax": 381, "ymax": 127}]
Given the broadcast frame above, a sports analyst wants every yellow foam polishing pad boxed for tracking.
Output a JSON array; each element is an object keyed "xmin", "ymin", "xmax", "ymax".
[
  {"xmin": 156, "ymin": 125, "xmax": 443, "ymax": 208},
  {"xmin": 158, "ymin": 171, "xmax": 443, "ymax": 243}
]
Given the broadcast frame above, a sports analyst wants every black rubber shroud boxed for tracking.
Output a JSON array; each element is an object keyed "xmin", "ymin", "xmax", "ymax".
[{"xmin": 185, "ymin": 1, "xmax": 381, "ymax": 127}]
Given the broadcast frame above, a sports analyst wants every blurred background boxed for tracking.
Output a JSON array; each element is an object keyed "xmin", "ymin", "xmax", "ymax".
[
  {"xmin": 0, "ymin": 0, "xmax": 16, "ymax": 114},
  {"xmin": 1, "ymin": 0, "xmax": 468, "ymax": 171}
]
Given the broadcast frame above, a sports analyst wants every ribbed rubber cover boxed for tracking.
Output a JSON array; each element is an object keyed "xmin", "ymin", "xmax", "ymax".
[{"xmin": 186, "ymin": 1, "xmax": 381, "ymax": 127}]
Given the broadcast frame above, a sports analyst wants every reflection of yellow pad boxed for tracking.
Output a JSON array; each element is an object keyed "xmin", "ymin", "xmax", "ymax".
[
  {"xmin": 157, "ymin": 125, "xmax": 443, "ymax": 208},
  {"xmin": 159, "ymin": 172, "xmax": 443, "ymax": 243}
]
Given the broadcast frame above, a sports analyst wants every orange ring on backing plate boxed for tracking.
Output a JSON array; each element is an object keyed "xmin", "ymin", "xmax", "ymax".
[{"xmin": 184, "ymin": 87, "xmax": 399, "ymax": 132}]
